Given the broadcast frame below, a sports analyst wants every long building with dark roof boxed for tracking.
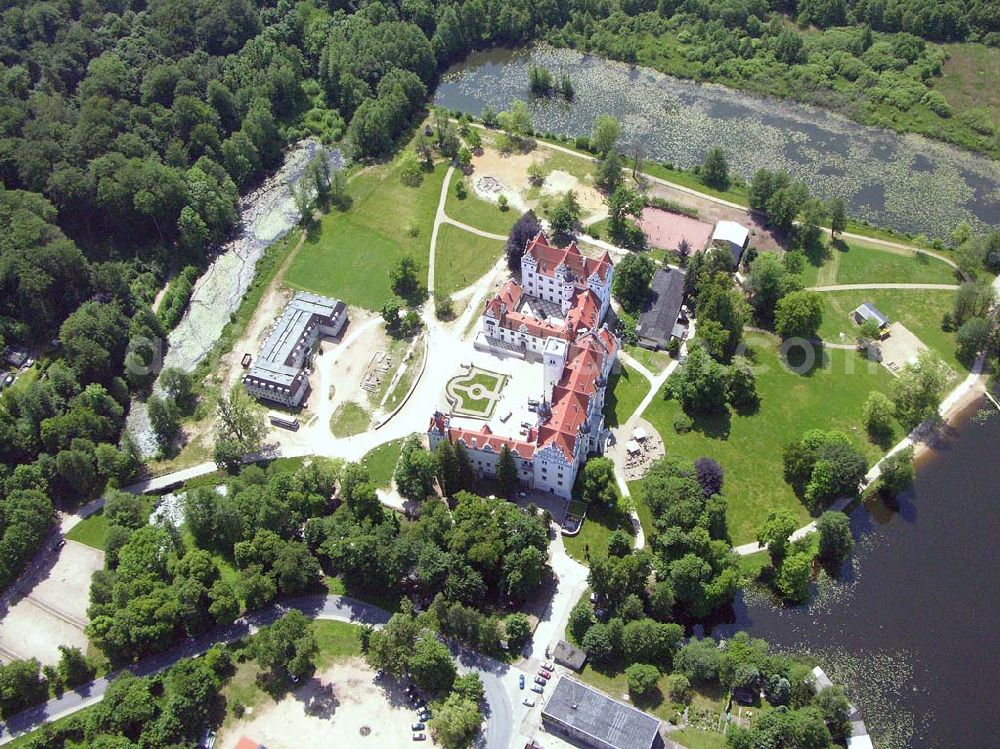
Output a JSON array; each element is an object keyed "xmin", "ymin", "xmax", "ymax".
[
  {"xmin": 542, "ymin": 677, "xmax": 662, "ymax": 749},
  {"xmin": 242, "ymin": 292, "xmax": 347, "ymax": 407}
]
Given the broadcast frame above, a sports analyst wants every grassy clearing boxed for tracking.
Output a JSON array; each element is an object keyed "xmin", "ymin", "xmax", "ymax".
[
  {"xmin": 445, "ymin": 177, "xmax": 521, "ymax": 234},
  {"xmin": 603, "ymin": 363, "xmax": 651, "ymax": 428},
  {"xmin": 330, "ymin": 400, "xmax": 370, "ymax": 437},
  {"xmin": 311, "ymin": 619, "xmax": 364, "ymax": 669},
  {"xmin": 434, "ymin": 223, "xmax": 506, "ymax": 298},
  {"xmin": 815, "ymin": 288, "xmax": 961, "ymax": 372},
  {"xmin": 673, "ymin": 728, "xmax": 729, "ymax": 749},
  {"xmin": 65, "ymin": 510, "xmax": 109, "ymax": 549},
  {"xmin": 284, "ymin": 156, "xmax": 447, "ymax": 310},
  {"xmin": 639, "ymin": 333, "xmax": 899, "ymax": 544},
  {"xmin": 563, "ymin": 500, "xmax": 634, "ymax": 564},
  {"xmin": 382, "ymin": 337, "xmax": 426, "ymax": 413},
  {"xmin": 360, "ymin": 438, "xmax": 404, "ymax": 488},
  {"xmin": 817, "ymin": 241, "xmax": 958, "ymax": 286},
  {"xmin": 934, "ymin": 43, "xmax": 1000, "ymax": 130},
  {"xmin": 624, "ymin": 344, "xmax": 674, "ymax": 375}
]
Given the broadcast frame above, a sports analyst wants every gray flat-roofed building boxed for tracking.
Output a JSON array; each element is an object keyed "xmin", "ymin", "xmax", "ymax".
[
  {"xmin": 542, "ymin": 677, "xmax": 661, "ymax": 749},
  {"xmin": 637, "ymin": 268, "xmax": 686, "ymax": 351},
  {"xmin": 243, "ymin": 292, "xmax": 347, "ymax": 407}
]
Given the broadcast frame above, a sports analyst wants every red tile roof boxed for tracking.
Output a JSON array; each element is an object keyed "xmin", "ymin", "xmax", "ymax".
[
  {"xmin": 525, "ymin": 232, "xmax": 612, "ymax": 284},
  {"xmin": 484, "ymin": 282, "xmax": 601, "ymax": 342}
]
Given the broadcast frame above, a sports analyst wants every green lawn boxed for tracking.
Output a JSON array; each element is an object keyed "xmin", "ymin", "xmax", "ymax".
[
  {"xmin": 444, "ymin": 177, "xmax": 521, "ymax": 235},
  {"xmin": 817, "ymin": 241, "xmax": 957, "ymax": 286},
  {"xmin": 65, "ymin": 510, "xmax": 110, "ymax": 549},
  {"xmin": 284, "ymin": 156, "xmax": 447, "ymax": 310},
  {"xmin": 311, "ymin": 619, "xmax": 364, "ymax": 668},
  {"xmin": 639, "ymin": 333, "xmax": 900, "ymax": 544},
  {"xmin": 673, "ymin": 728, "xmax": 730, "ymax": 749},
  {"xmin": 330, "ymin": 400, "xmax": 370, "ymax": 437},
  {"xmin": 360, "ymin": 438, "xmax": 404, "ymax": 488},
  {"xmin": 815, "ymin": 288, "xmax": 962, "ymax": 372},
  {"xmin": 603, "ymin": 363, "xmax": 651, "ymax": 428},
  {"xmin": 563, "ymin": 500, "xmax": 634, "ymax": 564},
  {"xmin": 624, "ymin": 344, "xmax": 674, "ymax": 375},
  {"xmin": 434, "ymin": 223, "xmax": 505, "ymax": 298}
]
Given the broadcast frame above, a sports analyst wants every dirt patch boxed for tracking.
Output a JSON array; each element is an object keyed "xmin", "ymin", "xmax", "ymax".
[
  {"xmin": 646, "ymin": 181, "xmax": 784, "ymax": 253},
  {"xmin": 0, "ymin": 540, "xmax": 103, "ymax": 664},
  {"xmin": 637, "ymin": 207, "xmax": 715, "ymax": 253},
  {"xmin": 471, "ymin": 146, "xmax": 605, "ymax": 221},
  {"xmin": 542, "ymin": 170, "xmax": 605, "ymax": 219},
  {"xmin": 217, "ymin": 658, "xmax": 437, "ymax": 749}
]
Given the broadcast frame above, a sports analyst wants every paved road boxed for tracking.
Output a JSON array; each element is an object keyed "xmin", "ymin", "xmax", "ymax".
[{"xmin": 0, "ymin": 595, "xmax": 517, "ymax": 749}]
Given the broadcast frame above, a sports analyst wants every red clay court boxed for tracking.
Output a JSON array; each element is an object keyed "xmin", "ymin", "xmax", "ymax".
[{"xmin": 637, "ymin": 207, "xmax": 714, "ymax": 253}]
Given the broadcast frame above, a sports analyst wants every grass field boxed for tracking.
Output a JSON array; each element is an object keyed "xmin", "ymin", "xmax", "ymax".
[
  {"xmin": 672, "ymin": 728, "xmax": 729, "ymax": 749},
  {"xmin": 805, "ymin": 241, "xmax": 958, "ymax": 286},
  {"xmin": 360, "ymin": 438, "xmax": 404, "ymax": 488},
  {"xmin": 434, "ymin": 223, "xmax": 505, "ymax": 297},
  {"xmin": 935, "ymin": 43, "xmax": 1000, "ymax": 129},
  {"xmin": 311, "ymin": 619, "xmax": 364, "ymax": 668},
  {"xmin": 815, "ymin": 288, "xmax": 961, "ymax": 372},
  {"xmin": 444, "ymin": 178, "xmax": 521, "ymax": 235},
  {"xmin": 603, "ymin": 363, "xmax": 651, "ymax": 428},
  {"xmin": 624, "ymin": 344, "xmax": 674, "ymax": 375},
  {"xmin": 284, "ymin": 156, "xmax": 447, "ymax": 310},
  {"xmin": 639, "ymin": 333, "xmax": 899, "ymax": 544},
  {"xmin": 563, "ymin": 500, "xmax": 634, "ymax": 564},
  {"xmin": 330, "ymin": 400, "xmax": 370, "ymax": 437},
  {"xmin": 65, "ymin": 510, "xmax": 110, "ymax": 549}
]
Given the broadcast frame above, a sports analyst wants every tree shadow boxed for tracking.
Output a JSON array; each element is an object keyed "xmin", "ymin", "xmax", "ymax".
[
  {"xmin": 690, "ymin": 408, "xmax": 731, "ymax": 440},
  {"xmin": 780, "ymin": 340, "xmax": 827, "ymax": 377}
]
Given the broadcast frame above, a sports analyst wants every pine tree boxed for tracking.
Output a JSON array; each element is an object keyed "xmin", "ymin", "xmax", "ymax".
[
  {"xmin": 435, "ymin": 440, "xmax": 460, "ymax": 496},
  {"xmin": 454, "ymin": 441, "xmax": 475, "ymax": 492},
  {"xmin": 497, "ymin": 445, "xmax": 518, "ymax": 498}
]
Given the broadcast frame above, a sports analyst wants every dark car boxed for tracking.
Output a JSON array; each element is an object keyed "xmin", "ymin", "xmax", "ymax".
[{"xmin": 411, "ymin": 722, "xmax": 425, "ymax": 731}]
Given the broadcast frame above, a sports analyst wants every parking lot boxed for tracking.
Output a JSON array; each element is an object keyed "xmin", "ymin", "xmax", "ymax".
[
  {"xmin": 0, "ymin": 540, "xmax": 103, "ymax": 664},
  {"xmin": 218, "ymin": 659, "xmax": 441, "ymax": 748}
]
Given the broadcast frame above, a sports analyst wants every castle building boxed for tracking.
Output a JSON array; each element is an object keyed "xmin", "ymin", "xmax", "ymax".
[{"xmin": 428, "ymin": 232, "xmax": 618, "ymax": 499}]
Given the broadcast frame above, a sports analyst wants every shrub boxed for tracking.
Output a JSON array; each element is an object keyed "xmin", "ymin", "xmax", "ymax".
[
  {"xmin": 454, "ymin": 179, "xmax": 467, "ymax": 199},
  {"xmin": 665, "ymin": 673, "xmax": 691, "ymax": 703},
  {"xmin": 673, "ymin": 413, "xmax": 694, "ymax": 433},
  {"xmin": 625, "ymin": 663, "xmax": 661, "ymax": 697}
]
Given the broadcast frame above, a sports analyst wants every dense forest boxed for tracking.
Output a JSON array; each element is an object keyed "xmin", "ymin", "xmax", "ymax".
[{"xmin": 0, "ymin": 0, "xmax": 568, "ymax": 593}]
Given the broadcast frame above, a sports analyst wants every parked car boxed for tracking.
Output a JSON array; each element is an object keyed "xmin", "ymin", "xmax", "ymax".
[
  {"xmin": 412, "ymin": 698, "xmax": 427, "ymax": 708},
  {"xmin": 411, "ymin": 723, "xmax": 425, "ymax": 731},
  {"xmin": 201, "ymin": 730, "xmax": 217, "ymax": 749},
  {"xmin": 537, "ymin": 669, "xmax": 551, "ymax": 680},
  {"xmin": 413, "ymin": 733, "xmax": 426, "ymax": 741},
  {"xmin": 541, "ymin": 662, "xmax": 554, "ymax": 672},
  {"xmin": 523, "ymin": 697, "xmax": 535, "ymax": 707},
  {"xmin": 53, "ymin": 539, "xmax": 66, "ymax": 551},
  {"xmin": 418, "ymin": 709, "xmax": 431, "ymax": 721},
  {"xmin": 531, "ymin": 684, "xmax": 544, "ymax": 694},
  {"xmin": 534, "ymin": 676, "xmax": 546, "ymax": 686},
  {"xmin": 519, "ymin": 674, "xmax": 525, "ymax": 689},
  {"xmin": 518, "ymin": 491, "xmax": 527, "ymax": 498},
  {"xmin": 375, "ymin": 669, "xmax": 384, "ymax": 681}
]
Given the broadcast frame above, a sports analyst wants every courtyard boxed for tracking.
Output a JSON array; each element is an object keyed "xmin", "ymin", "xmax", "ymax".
[
  {"xmin": 445, "ymin": 366, "xmax": 508, "ymax": 418},
  {"xmin": 442, "ymin": 347, "xmax": 544, "ymax": 441}
]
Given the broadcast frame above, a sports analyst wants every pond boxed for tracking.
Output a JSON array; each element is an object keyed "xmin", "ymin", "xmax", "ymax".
[
  {"xmin": 435, "ymin": 47, "xmax": 1000, "ymax": 240},
  {"xmin": 721, "ymin": 400, "xmax": 1000, "ymax": 748}
]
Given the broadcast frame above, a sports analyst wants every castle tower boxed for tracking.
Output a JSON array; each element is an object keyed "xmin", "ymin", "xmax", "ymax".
[{"xmin": 543, "ymin": 337, "xmax": 568, "ymax": 401}]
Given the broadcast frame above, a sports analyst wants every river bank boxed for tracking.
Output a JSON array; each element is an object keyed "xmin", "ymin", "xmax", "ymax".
[
  {"xmin": 125, "ymin": 141, "xmax": 342, "ymax": 456},
  {"xmin": 435, "ymin": 46, "xmax": 1000, "ymax": 239}
]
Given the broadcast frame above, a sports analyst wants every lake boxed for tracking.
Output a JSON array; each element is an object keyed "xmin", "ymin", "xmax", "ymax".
[
  {"xmin": 435, "ymin": 47, "xmax": 1000, "ymax": 240},
  {"xmin": 723, "ymin": 399, "xmax": 1000, "ymax": 748}
]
